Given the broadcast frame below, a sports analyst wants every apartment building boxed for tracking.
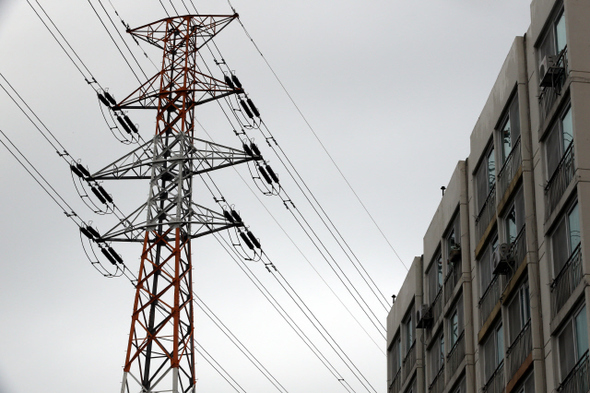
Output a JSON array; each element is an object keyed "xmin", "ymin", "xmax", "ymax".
[{"xmin": 386, "ymin": 1, "xmax": 590, "ymax": 393}]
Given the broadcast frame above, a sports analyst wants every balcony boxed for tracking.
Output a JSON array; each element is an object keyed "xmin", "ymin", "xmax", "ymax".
[
  {"xmin": 497, "ymin": 138, "xmax": 522, "ymax": 199},
  {"xmin": 539, "ymin": 47, "xmax": 569, "ymax": 121},
  {"xmin": 480, "ymin": 275, "xmax": 501, "ymax": 326},
  {"xmin": 551, "ymin": 245, "xmax": 583, "ymax": 317},
  {"xmin": 545, "ymin": 142, "xmax": 575, "ymax": 217},
  {"xmin": 444, "ymin": 259, "xmax": 462, "ymax": 304},
  {"xmin": 484, "ymin": 362, "xmax": 505, "ymax": 393},
  {"xmin": 506, "ymin": 321, "xmax": 532, "ymax": 379},
  {"xmin": 559, "ymin": 351, "xmax": 590, "ymax": 393},
  {"xmin": 428, "ymin": 366, "xmax": 445, "ymax": 393},
  {"xmin": 402, "ymin": 341, "xmax": 416, "ymax": 382},
  {"xmin": 476, "ymin": 185, "xmax": 497, "ymax": 241},
  {"xmin": 447, "ymin": 330, "xmax": 465, "ymax": 377}
]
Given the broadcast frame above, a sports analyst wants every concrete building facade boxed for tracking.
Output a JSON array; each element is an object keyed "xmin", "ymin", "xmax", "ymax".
[{"xmin": 387, "ymin": 1, "xmax": 590, "ymax": 393}]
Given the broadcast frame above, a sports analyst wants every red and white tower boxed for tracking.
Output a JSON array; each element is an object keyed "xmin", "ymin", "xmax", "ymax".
[{"xmin": 89, "ymin": 14, "xmax": 255, "ymax": 392}]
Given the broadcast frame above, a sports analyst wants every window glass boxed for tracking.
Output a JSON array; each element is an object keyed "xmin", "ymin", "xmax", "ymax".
[
  {"xmin": 506, "ymin": 207, "xmax": 517, "ymax": 244},
  {"xmin": 438, "ymin": 255, "xmax": 443, "ymax": 288},
  {"xmin": 546, "ymin": 123, "xmax": 562, "ymax": 178},
  {"xmin": 502, "ymin": 117, "xmax": 512, "ymax": 161},
  {"xmin": 440, "ymin": 334, "xmax": 445, "ymax": 367},
  {"xmin": 559, "ymin": 319, "xmax": 574, "ymax": 380},
  {"xmin": 480, "ymin": 236, "xmax": 498, "ymax": 292},
  {"xmin": 569, "ymin": 202, "xmax": 580, "ymax": 251},
  {"xmin": 404, "ymin": 315, "xmax": 413, "ymax": 354},
  {"xmin": 575, "ymin": 306, "xmax": 588, "ymax": 359},
  {"xmin": 562, "ymin": 106, "xmax": 573, "ymax": 149},
  {"xmin": 450, "ymin": 311, "xmax": 459, "ymax": 347},
  {"xmin": 520, "ymin": 284, "xmax": 531, "ymax": 325},
  {"xmin": 552, "ymin": 213, "xmax": 569, "ymax": 275},
  {"xmin": 488, "ymin": 147, "xmax": 496, "ymax": 190},
  {"xmin": 497, "ymin": 324, "xmax": 504, "ymax": 364},
  {"xmin": 555, "ymin": 12, "xmax": 567, "ymax": 54}
]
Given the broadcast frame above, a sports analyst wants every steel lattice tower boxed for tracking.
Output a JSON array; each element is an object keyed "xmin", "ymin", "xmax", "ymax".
[{"xmin": 87, "ymin": 14, "xmax": 255, "ymax": 393}]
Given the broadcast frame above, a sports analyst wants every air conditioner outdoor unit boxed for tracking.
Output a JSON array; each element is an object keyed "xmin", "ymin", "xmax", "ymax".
[
  {"xmin": 492, "ymin": 243, "xmax": 514, "ymax": 275},
  {"xmin": 539, "ymin": 55, "xmax": 564, "ymax": 87},
  {"xmin": 448, "ymin": 244, "xmax": 461, "ymax": 264},
  {"xmin": 416, "ymin": 304, "xmax": 433, "ymax": 329}
]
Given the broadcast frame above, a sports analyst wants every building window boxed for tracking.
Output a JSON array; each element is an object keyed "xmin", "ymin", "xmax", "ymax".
[
  {"xmin": 449, "ymin": 297, "xmax": 464, "ymax": 349},
  {"xmin": 546, "ymin": 105, "xmax": 573, "ymax": 180},
  {"xmin": 428, "ymin": 252, "xmax": 443, "ymax": 303},
  {"xmin": 558, "ymin": 304, "xmax": 589, "ymax": 382},
  {"xmin": 538, "ymin": 8, "xmax": 567, "ymax": 72},
  {"xmin": 480, "ymin": 235, "xmax": 499, "ymax": 293},
  {"xmin": 476, "ymin": 144, "xmax": 496, "ymax": 214},
  {"xmin": 552, "ymin": 200, "xmax": 580, "ymax": 277},
  {"xmin": 390, "ymin": 335, "xmax": 402, "ymax": 374},
  {"xmin": 516, "ymin": 372, "xmax": 535, "ymax": 393},
  {"xmin": 403, "ymin": 311, "xmax": 415, "ymax": 355},
  {"xmin": 504, "ymin": 187, "xmax": 525, "ymax": 245},
  {"xmin": 445, "ymin": 213, "xmax": 461, "ymax": 263},
  {"xmin": 499, "ymin": 94, "xmax": 521, "ymax": 164},
  {"xmin": 483, "ymin": 321, "xmax": 504, "ymax": 382},
  {"xmin": 508, "ymin": 281, "xmax": 531, "ymax": 344},
  {"xmin": 429, "ymin": 330, "xmax": 445, "ymax": 383}
]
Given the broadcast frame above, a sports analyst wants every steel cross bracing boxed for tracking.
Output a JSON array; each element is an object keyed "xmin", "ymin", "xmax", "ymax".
[{"xmin": 91, "ymin": 14, "xmax": 241, "ymax": 393}]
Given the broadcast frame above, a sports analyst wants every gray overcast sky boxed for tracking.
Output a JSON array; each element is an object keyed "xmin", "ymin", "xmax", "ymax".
[{"xmin": 0, "ymin": 1, "xmax": 531, "ymax": 392}]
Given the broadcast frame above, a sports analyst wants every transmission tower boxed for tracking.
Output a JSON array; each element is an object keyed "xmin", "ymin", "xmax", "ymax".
[{"xmin": 87, "ymin": 14, "xmax": 257, "ymax": 393}]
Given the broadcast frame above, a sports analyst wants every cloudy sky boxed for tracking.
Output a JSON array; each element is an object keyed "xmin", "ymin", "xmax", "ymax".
[{"xmin": 0, "ymin": 0, "xmax": 531, "ymax": 392}]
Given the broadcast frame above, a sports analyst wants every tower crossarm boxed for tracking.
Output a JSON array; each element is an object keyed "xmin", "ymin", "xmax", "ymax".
[
  {"xmin": 98, "ymin": 202, "xmax": 243, "ymax": 243},
  {"xmin": 91, "ymin": 137, "xmax": 260, "ymax": 180}
]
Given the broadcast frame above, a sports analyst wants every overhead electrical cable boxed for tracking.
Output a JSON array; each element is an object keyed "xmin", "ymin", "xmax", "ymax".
[
  {"xmin": 223, "ymin": 0, "xmax": 408, "ymax": 272},
  {"xmin": 86, "ymin": 0, "xmax": 149, "ymax": 82},
  {"xmin": 0, "ymin": 125, "xmax": 292, "ymax": 393},
  {"xmin": 194, "ymin": 295, "xmax": 290, "ymax": 393},
  {"xmin": 265, "ymin": 259, "xmax": 379, "ymax": 393},
  {"xmin": 197, "ymin": 124, "xmax": 386, "ymax": 349},
  {"xmin": 26, "ymin": 0, "xmax": 96, "ymax": 85},
  {"xmin": 190, "ymin": 38, "xmax": 391, "ymax": 313},
  {"xmin": 212, "ymin": 232, "xmax": 357, "ymax": 393},
  {"xmin": 24, "ymin": 2, "xmax": 383, "ymax": 389},
  {"xmin": 195, "ymin": 342, "xmax": 247, "ymax": 393}
]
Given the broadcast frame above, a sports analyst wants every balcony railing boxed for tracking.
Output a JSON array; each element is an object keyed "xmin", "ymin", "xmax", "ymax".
[
  {"xmin": 402, "ymin": 341, "xmax": 416, "ymax": 382},
  {"xmin": 447, "ymin": 330, "xmax": 465, "ymax": 377},
  {"xmin": 444, "ymin": 259, "xmax": 462, "ymax": 304},
  {"xmin": 559, "ymin": 351, "xmax": 590, "ymax": 393},
  {"xmin": 506, "ymin": 320, "xmax": 532, "ymax": 379},
  {"xmin": 389, "ymin": 368, "xmax": 402, "ymax": 393},
  {"xmin": 484, "ymin": 362, "xmax": 505, "ymax": 393},
  {"xmin": 480, "ymin": 275, "xmax": 501, "ymax": 326},
  {"xmin": 539, "ymin": 47, "xmax": 569, "ymax": 121},
  {"xmin": 477, "ymin": 185, "xmax": 497, "ymax": 241},
  {"xmin": 431, "ymin": 289, "xmax": 443, "ymax": 325},
  {"xmin": 551, "ymin": 245, "xmax": 583, "ymax": 317},
  {"xmin": 497, "ymin": 138, "xmax": 522, "ymax": 199},
  {"xmin": 545, "ymin": 142, "xmax": 575, "ymax": 217},
  {"xmin": 511, "ymin": 227, "xmax": 527, "ymax": 270},
  {"xmin": 428, "ymin": 366, "xmax": 445, "ymax": 393}
]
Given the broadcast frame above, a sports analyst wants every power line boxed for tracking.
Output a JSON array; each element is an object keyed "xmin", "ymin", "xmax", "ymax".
[{"xmin": 225, "ymin": 4, "xmax": 408, "ymax": 272}]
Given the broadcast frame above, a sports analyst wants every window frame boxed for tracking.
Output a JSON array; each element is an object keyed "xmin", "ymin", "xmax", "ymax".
[
  {"xmin": 545, "ymin": 104, "xmax": 573, "ymax": 182},
  {"xmin": 498, "ymin": 92, "xmax": 521, "ymax": 165},
  {"xmin": 557, "ymin": 304, "xmax": 588, "ymax": 382},
  {"xmin": 475, "ymin": 142, "xmax": 497, "ymax": 215},
  {"xmin": 551, "ymin": 199, "xmax": 580, "ymax": 277},
  {"xmin": 537, "ymin": 6, "xmax": 567, "ymax": 76}
]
